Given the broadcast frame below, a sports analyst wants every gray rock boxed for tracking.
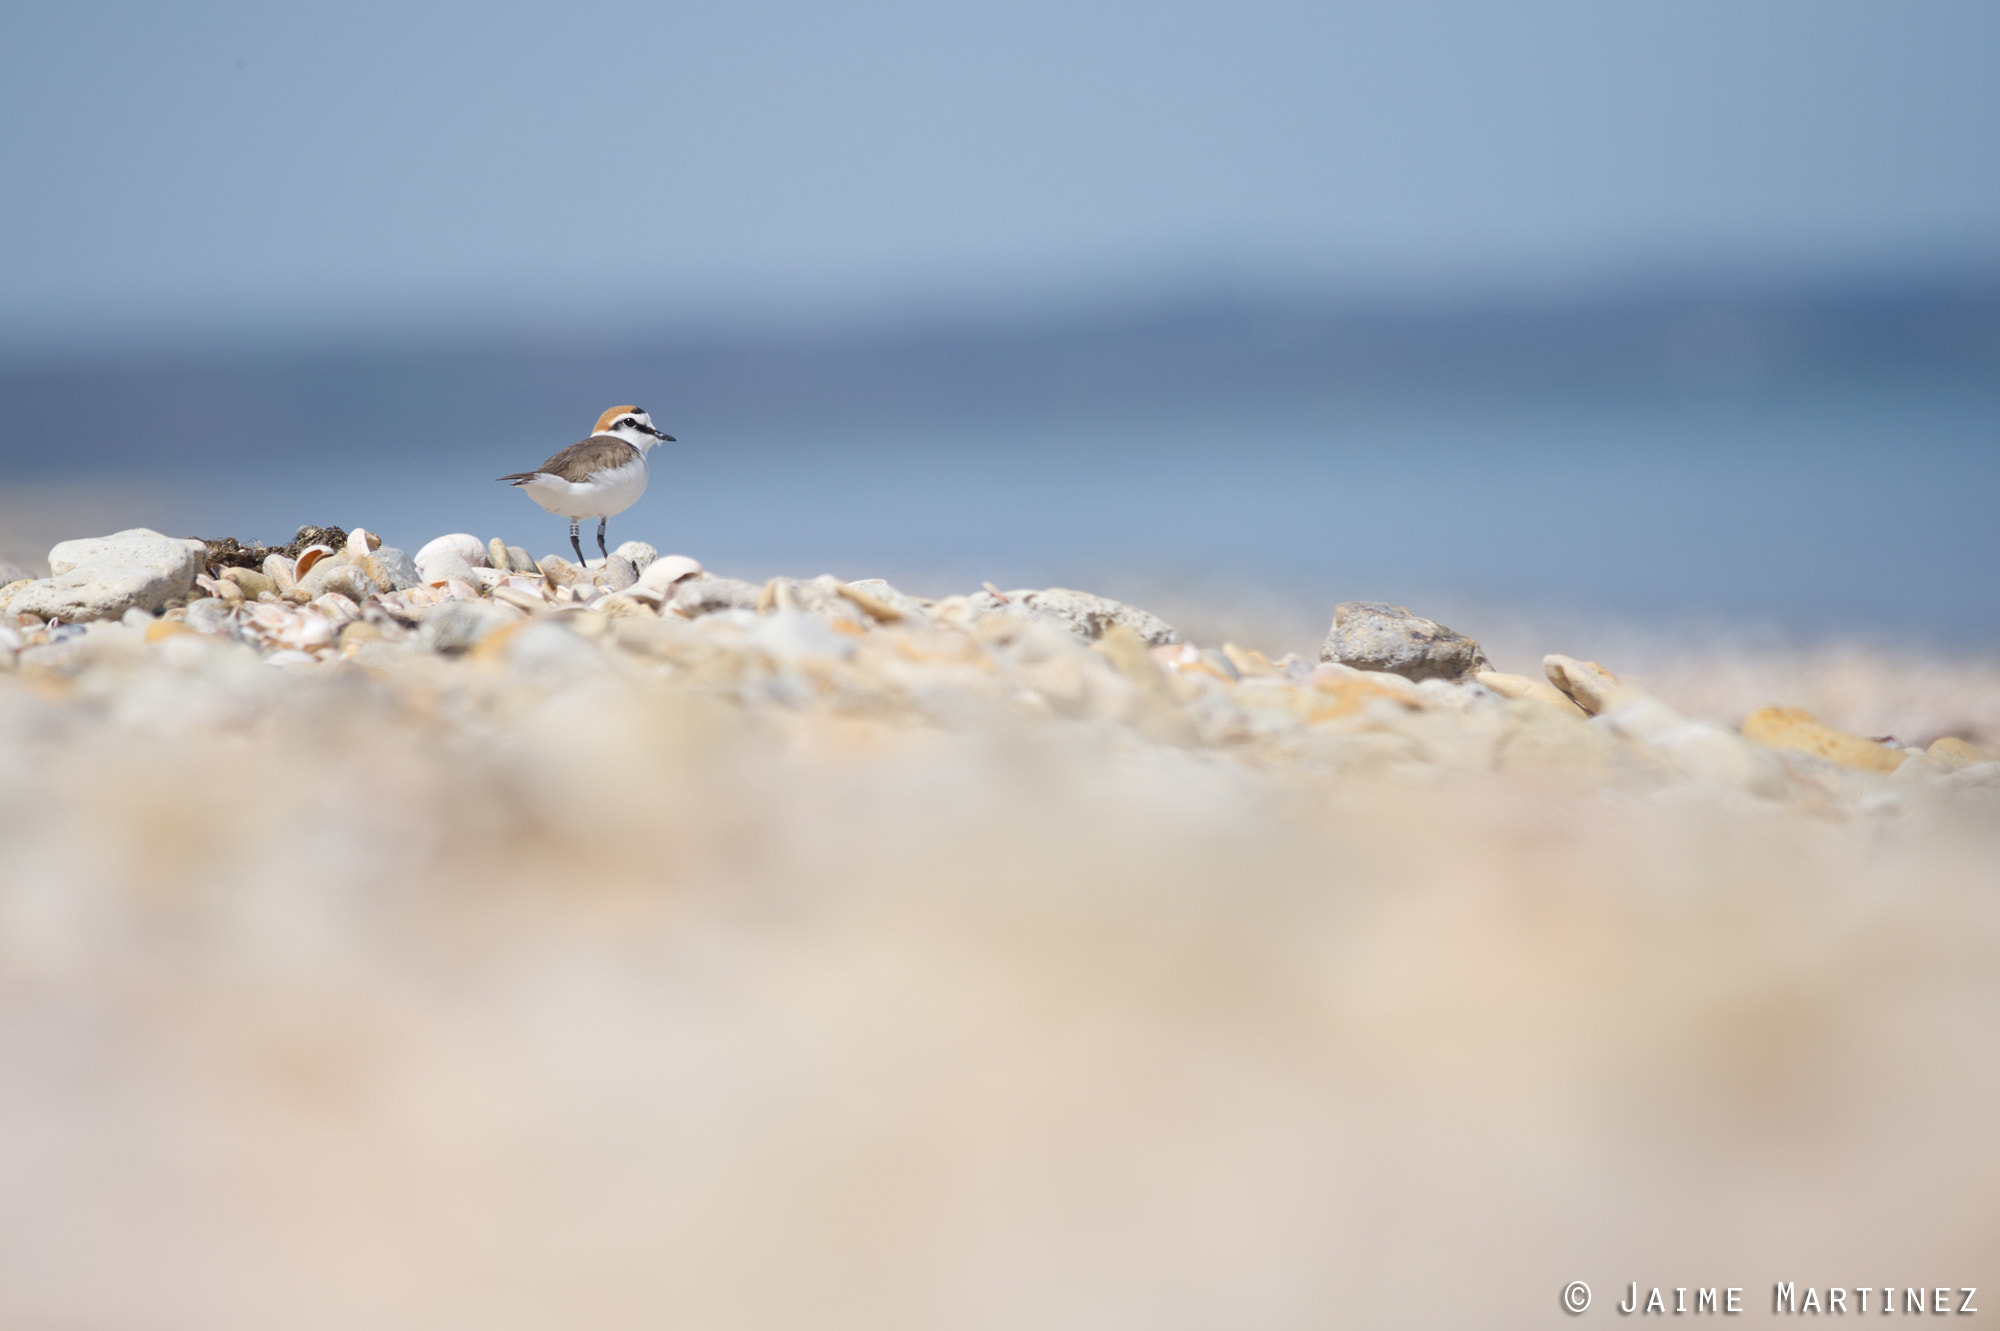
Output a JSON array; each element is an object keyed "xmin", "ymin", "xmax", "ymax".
[
  {"xmin": 419, "ymin": 600, "xmax": 518, "ymax": 654},
  {"xmin": 1004, "ymin": 588, "xmax": 1180, "ymax": 646},
  {"xmin": 1319, "ymin": 601, "xmax": 1489, "ymax": 683},
  {"xmin": 600, "ymin": 553, "xmax": 638, "ymax": 592},
  {"xmin": 373, "ymin": 547, "xmax": 421, "ymax": 591},
  {"xmin": 6, "ymin": 528, "xmax": 203, "ymax": 623},
  {"xmin": 671, "ymin": 575, "xmax": 763, "ymax": 618}
]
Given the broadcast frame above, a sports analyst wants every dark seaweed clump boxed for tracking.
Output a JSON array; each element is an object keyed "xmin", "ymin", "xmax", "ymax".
[{"xmin": 196, "ymin": 525, "xmax": 349, "ymax": 576}]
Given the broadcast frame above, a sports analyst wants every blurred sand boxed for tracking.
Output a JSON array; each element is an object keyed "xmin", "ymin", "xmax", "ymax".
[{"xmin": 0, "ymin": 626, "xmax": 1995, "ymax": 1330}]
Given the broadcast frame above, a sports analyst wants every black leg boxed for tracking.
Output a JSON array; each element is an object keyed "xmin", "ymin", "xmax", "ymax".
[
  {"xmin": 569, "ymin": 519, "xmax": 584, "ymax": 565},
  {"xmin": 597, "ymin": 518, "xmax": 609, "ymax": 560}
]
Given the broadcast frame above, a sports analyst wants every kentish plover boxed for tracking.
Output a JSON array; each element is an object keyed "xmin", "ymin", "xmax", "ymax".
[{"xmin": 498, "ymin": 406, "xmax": 676, "ymax": 564}]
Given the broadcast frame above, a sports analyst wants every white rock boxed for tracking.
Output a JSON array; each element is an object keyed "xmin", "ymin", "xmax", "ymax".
[
  {"xmin": 421, "ymin": 551, "xmax": 481, "ymax": 587},
  {"xmin": 415, "ymin": 534, "xmax": 490, "ymax": 581},
  {"xmin": 7, "ymin": 528, "xmax": 203, "ymax": 623},
  {"xmin": 373, "ymin": 547, "xmax": 421, "ymax": 590},
  {"xmin": 613, "ymin": 541, "xmax": 658, "ymax": 573}
]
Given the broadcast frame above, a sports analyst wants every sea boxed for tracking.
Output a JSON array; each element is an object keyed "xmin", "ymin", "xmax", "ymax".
[{"xmin": 3, "ymin": 278, "xmax": 1996, "ymax": 649}]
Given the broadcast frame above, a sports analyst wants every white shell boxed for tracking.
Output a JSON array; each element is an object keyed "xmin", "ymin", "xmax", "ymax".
[
  {"xmin": 636, "ymin": 554, "xmax": 703, "ymax": 594},
  {"xmin": 293, "ymin": 545, "xmax": 335, "ymax": 579}
]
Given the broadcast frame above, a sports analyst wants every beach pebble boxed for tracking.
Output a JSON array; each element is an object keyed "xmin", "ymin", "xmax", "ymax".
[
  {"xmin": 942, "ymin": 586, "xmax": 1178, "ymax": 645},
  {"xmin": 1741, "ymin": 706, "xmax": 1907, "ymax": 773},
  {"xmin": 613, "ymin": 541, "xmax": 657, "ymax": 572},
  {"xmin": 671, "ymin": 575, "xmax": 762, "ymax": 618},
  {"xmin": 1926, "ymin": 736, "xmax": 1990, "ymax": 771},
  {"xmin": 1475, "ymin": 670, "xmax": 1584, "ymax": 716},
  {"xmin": 419, "ymin": 600, "xmax": 517, "ymax": 654},
  {"xmin": 840, "ymin": 577, "xmax": 928, "ymax": 621},
  {"xmin": 6, "ymin": 528, "xmax": 204, "ymax": 623},
  {"xmin": 262, "ymin": 553, "xmax": 298, "ymax": 591},
  {"xmin": 370, "ymin": 547, "xmax": 421, "ymax": 590},
  {"xmin": 296, "ymin": 557, "xmax": 379, "ymax": 603},
  {"xmin": 183, "ymin": 598, "xmax": 241, "ymax": 638},
  {"xmin": 220, "ymin": 567, "xmax": 277, "ymax": 599},
  {"xmin": 415, "ymin": 535, "xmax": 490, "ymax": 581},
  {"xmin": 1542, "ymin": 655, "xmax": 1627, "ymax": 715},
  {"xmin": 1320, "ymin": 601, "xmax": 1488, "ymax": 683},
  {"xmin": 0, "ymin": 559, "xmax": 33, "ymax": 585},
  {"xmin": 421, "ymin": 550, "xmax": 481, "ymax": 587},
  {"xmin": 600, "ymin": 553, "xmax": 638, "ymax": 592}
]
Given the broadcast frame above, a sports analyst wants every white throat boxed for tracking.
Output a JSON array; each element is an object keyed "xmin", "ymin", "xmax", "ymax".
[{"xmin": 604, "ymin": 423, "xmax": 661, "ymax": 456}]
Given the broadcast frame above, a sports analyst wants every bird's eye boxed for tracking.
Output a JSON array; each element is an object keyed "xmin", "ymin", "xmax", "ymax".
[{"xmin": 621, "ymin": 418, "xmax": 638, "ymax": 429}]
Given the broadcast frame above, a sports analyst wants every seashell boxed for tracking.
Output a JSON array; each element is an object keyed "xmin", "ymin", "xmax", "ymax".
[
  {"xmin": 401, "ymin": 585, "xmax": 440, "ymax": 608},
  {"xmin": 439, "ymin": 578, "xmax": 480, "ymax": 602},
  {"xmin": 293, "ymin": 544, "xmax": 335, "ymax": 579},
  {"xmin": 414, "ymin": 534, "xmax": 489, "ymax": 580},
  {"xmin": 262, "ymin": 553, "xmax": 298, "ymax": 592},
  {"xmin": 344, "ymin": 528, "xmax": 376, "ymax": 561},
  {"xmin": 469, "ymin": 567, "xmax": 507, "ymax": 592},
  {"xmin": 488, "ymin": 536, "xmax": 511, "ymax": 572},
  {"xmin": 194, "ymin": 573, "xmax": 223, "ymax": 596},
  {"xmin": 310, "ymin": 592, "xmax": 361, "ymax": 621}
]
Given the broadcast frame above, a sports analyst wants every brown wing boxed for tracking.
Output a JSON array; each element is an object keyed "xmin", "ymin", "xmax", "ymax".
[{"xmin": 497, "ymin": 435, "xmax": 640, "ymax": 485}]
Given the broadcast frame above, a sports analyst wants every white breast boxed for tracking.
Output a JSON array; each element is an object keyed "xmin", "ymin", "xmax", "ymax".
[{"xmin": 520, "ymin": 456, "xmax": 650, "ymax": 519}]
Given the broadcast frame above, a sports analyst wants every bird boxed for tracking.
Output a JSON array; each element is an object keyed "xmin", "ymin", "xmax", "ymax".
[{"xmin": 498, "ymin": 406, "xmax": 676, "ymax": 565}]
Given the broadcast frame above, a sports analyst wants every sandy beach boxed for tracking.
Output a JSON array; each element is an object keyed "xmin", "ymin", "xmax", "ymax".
[{"xmin": 1, "ymin": 525, "xmax": 1994, "ymax": 1328}]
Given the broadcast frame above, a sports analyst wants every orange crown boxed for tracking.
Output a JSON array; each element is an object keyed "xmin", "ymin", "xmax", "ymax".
[{"xmin": 593, "ymin": 405, "xmax": 643, "ymax": 434}]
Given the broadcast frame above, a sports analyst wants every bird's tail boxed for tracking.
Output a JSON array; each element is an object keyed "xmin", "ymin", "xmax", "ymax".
[{"xmin": 496, "ymin": 472, "xmax": 540, "ymax": 485}]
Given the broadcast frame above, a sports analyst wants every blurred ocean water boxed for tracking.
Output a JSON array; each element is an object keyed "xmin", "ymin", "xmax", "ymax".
[{"xmin": 3, "ymin": 282, "xmax": 1996, "ymax": 643}]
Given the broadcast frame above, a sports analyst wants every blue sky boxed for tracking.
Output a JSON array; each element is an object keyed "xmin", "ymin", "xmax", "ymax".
[{"xmin": 3, "ymin": 1, "xmax": 1998, "ymax": 349}]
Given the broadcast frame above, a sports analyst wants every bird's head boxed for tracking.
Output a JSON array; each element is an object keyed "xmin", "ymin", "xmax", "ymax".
[{"xmin": 593, "ymin": 405, "xmax": 676, "ymax": 455}]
